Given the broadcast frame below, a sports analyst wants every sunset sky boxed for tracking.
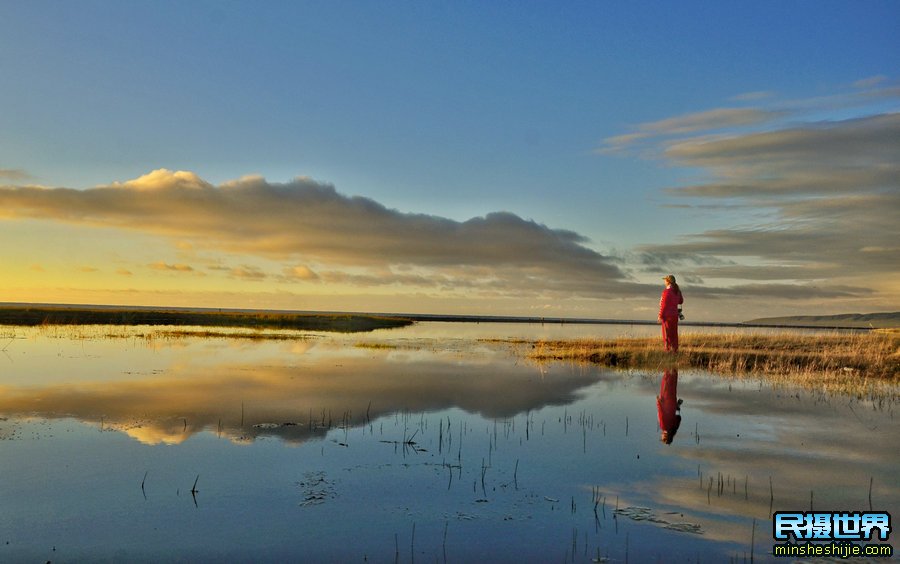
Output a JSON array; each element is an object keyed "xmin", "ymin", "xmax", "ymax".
[{"xmin": 1, "ymin": 1, "xmax": 897, "ymax": 321}]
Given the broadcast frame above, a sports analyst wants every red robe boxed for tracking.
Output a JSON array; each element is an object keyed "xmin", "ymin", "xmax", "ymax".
[{"xmin": 658, "ymin": 286, "xmax": 683, "ymax": 352}]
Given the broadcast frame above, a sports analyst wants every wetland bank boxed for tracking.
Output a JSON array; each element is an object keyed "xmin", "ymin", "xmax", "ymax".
[{"xmin": 0, "ymin": 320, "xmax": 897, "ymax": 562}]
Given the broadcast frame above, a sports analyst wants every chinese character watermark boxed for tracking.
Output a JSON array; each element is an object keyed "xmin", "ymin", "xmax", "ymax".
[{"xmin": 774, "ymin": 512, "xmax": 891, "ymax": 542}]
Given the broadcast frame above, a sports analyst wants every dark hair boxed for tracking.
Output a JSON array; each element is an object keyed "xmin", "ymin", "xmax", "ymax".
[
  {"xmin": 670, "ymin": 281, "xmax": 681, "ymax": 295},
  {"xmin": 661, "ymin": 413, "xmax": 682, "ymax": 444}
]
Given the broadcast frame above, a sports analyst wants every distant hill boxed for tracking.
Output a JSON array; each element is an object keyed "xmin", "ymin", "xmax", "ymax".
[{"xmin": 744, "ymin": 312, "xmax": 900, "ymax": 329}]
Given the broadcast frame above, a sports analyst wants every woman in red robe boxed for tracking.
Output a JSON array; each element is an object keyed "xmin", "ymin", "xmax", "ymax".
[{"xmin": 657, "ymin": 274, "xmax": 684, "ymax": 353}]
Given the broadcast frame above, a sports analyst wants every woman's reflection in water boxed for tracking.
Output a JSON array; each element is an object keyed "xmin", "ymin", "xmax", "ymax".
[{"xmin": 657, "ymin": 367, "xmax": 683, "ymax": 444}]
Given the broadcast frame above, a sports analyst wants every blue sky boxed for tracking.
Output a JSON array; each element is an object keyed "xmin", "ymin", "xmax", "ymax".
[{"xmin": 1, "ymin": 1, "xmax": 898, "ymax": 320}]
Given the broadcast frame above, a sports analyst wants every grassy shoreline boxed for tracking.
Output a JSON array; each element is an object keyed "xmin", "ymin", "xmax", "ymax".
[
  {"xmin": 0, "ymin": 305, "xmax": 413, "ymax": 333},
  {"xmin": 514, "ymin": 331, "xmax": 899, "ymax": 395}
]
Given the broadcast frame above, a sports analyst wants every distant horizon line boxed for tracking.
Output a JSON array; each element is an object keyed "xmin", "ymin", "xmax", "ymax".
[{"xmin": 0, "ymin": 301, "xmax": 882, "ymax": 330}]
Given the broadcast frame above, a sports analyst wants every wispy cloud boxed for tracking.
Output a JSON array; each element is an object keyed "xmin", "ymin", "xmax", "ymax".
[
  {"xmin": 601, "ymin": 78, "xmax": 900, "ymax": 308},
  {"xmin": 0, "ymin": 169, "xmax": 646, "ymax": 299},
  {"xmin": 282, "ymin": 265, "xmax": 320, "ymax": 281},
  {"xmin": 0, "ymin": 168, "xmax": 33, "ymax": 182},
  {"xmin": 663, "ymin": 113, "xmax": 899, "ymax": 175},
  {"xmin": 149, "ymin": 261, "xmax": 195, "ymax": 273},
  {"xmin": 636, "ymin": 112, "xmax": 899, "ymax": 302},
  {"xmin": 642, "ymin": 108, "xmax": 783, "ymax": 135},
  {"xmin": 729, "ymin": 91, "xmax": 775, "ymax": 102},
  {"xmin": 228, "ymin": 265, "xmax": 267, "ymax": 281},
  {"xmin": 599, "ymin": 108, "xmax": 784, "ymax": 153},
  {"xmin": 853, "ymin": 75, "xmax": 888, "ymax": 89},
  {"xmin": 602, "ymin": 78, "xmax": 900, "ymax": 155}
]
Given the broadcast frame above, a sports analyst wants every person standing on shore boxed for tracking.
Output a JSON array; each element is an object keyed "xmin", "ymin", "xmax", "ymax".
[{"xmin": 658, "ymin": 274, "xmax": 684, "ymax": 353}]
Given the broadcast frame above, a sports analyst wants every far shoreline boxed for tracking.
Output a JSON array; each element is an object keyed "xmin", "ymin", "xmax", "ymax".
[
  {"xmin": 0, "ymin": 303, "xmax": 412, "ymax": 333},
  {"xmin": 0, "ymin": 301, "xmax": 884, "ymax": 331}
]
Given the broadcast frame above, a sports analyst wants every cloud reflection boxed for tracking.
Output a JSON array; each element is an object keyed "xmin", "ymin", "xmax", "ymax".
[{"xmin": 0, "ymin": 355, "xmax": 601, "ymax": 445}]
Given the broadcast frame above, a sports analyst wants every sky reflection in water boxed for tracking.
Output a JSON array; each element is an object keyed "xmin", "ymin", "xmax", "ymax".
[{"xmin": 0, "ymin": 324, "xmax": 896, "ymax": 562}]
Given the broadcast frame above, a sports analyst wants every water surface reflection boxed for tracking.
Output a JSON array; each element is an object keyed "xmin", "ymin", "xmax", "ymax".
[
  {"xmin": 0, "ymin": 352, "xmax": 600, "ymax": 445},
  {"xmin": 0, "ymin": 326, "xmax": 896, "ymax": 562}
]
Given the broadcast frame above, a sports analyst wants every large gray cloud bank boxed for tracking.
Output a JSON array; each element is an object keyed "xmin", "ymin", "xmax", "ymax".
[{"xmin": 0, "ymin": 169, "xmax": 644, "ymax": 298}]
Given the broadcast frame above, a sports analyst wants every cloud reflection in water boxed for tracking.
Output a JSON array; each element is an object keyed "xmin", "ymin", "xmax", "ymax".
[{"xmin": 0, "ymin": 353, "xmax": 602, "ymax": 445}]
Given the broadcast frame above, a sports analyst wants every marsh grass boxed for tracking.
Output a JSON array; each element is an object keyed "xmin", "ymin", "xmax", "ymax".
[
  {"xmin": 152, "ymin": 329, "xmax": 318, "ymax": 341},
  {"xmin": 523, "ymin": 331, "xmax": 899, "ymax": 396},
  {"xmin": 18, "ymin": 323, "xmax": 320, "ymax": 343},
  {"xmin": 355, "ymin": 342, "xmax": 401, "ymax": 350}
]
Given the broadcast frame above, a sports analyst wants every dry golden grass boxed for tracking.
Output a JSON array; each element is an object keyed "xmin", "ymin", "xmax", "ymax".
[
  {"xmin": 354, "ymin": 342, "xmax": 400, "ymax": 350},
  {"xmin": 524, "ymin": 331, "xmax": 899, "ymax": 397}
]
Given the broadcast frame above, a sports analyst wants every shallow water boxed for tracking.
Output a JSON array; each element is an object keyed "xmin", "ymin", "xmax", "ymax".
[{"xmin": 0, "ymin": 323, "xmax": 896, "ymax": 562}]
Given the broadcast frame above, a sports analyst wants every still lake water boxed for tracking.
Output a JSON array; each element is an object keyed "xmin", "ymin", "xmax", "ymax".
[{"xmin": 0, "ymin": 322, "xmax": 896, "ymax": 562}]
